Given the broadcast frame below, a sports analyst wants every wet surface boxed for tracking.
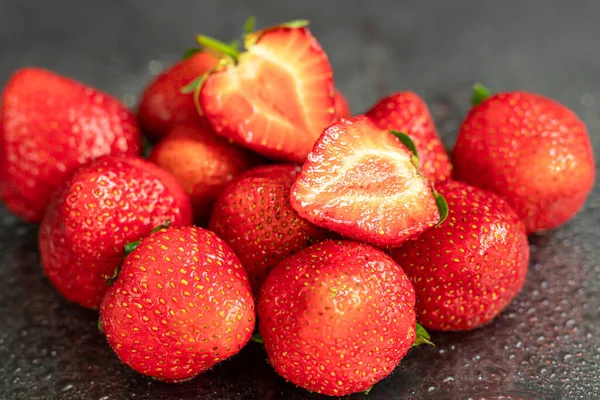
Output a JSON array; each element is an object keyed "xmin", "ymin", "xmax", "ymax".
[{"xmin": 1, "ymin": 0, "xmax": 600, "ymax": 399}]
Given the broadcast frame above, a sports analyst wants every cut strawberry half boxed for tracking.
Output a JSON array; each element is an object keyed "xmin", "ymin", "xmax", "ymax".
[
  {"xmin": 290, "ymin": 115, "xmax": 446, "ymax": 247},
  {"xmin": 196, "ymin": 22, "xmax": 335, "ymax": 163}
]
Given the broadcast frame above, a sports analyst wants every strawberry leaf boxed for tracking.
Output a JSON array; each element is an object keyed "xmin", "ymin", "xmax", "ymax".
[
  {"xmin": 472, "ymin": 83, "xmax": 491, "ymax": 106},
  {"xmin": 412, "ymin": 323, "xmax": 434, "ymax": 347},
  {"xmin": 251, "ymin": 332, "xmax": 264, "ymax": 344},
  {"xmin": 244, "ymin": 15, "xmax": 256, "ymax": 34},
  {"xmin": 182, "ymin": 47, "xmax": 201, "ymax": 60},
  {"xmin": 196, "ymin": 35, "xmax": 241, "ymax": 60},
  {"xmin": 180, "ymin": 75, "xmax": 205, "ymax": 95},
  {"xmin": 390, "ymin": 130, "xmax": 419, "ymax": 169},
  {"xmin": 433, "ymin": 189, "xmax": 449, "ymax": 226}
]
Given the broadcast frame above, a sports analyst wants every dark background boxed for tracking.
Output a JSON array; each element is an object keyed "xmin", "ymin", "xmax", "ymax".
[{"xmin": 1, "ymin": 1, "xmax": 599, "ymax": 399}]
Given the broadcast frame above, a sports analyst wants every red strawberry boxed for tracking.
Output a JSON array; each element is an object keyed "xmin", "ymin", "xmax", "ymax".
[
  {"xmin": 39, "ymin": 155, "xmax": 193, "ymax": 309},
  {"xmin": 208, "ymin": 164, "xmax": 328, "ymax": 294},
  {"xmin": 453, "ymin": 86, "xmax": 595, "ymax": 233},
  {"xmin": 366, "ymin": 91, "xmax": 452, "ymax": 182},
  {"xmin": 149, "ymin": 123, "xmax": 261, "ymax": 224},
  {"xmin": 0, "ymin": 67, "xmax": 141, "ymax": 222},
  {"xmin": 197, "ymin": 22, "xmax": 335, "ymax": 163},
  {"xmin": 258, "ymin": 240, "xmax": 421, "ymax": 396},
  {"xmin": 391, "ymin": 180, "xmax": 529, "ymax": 331},
  {"xmin": 290, "ymin": 115, "xmax": 445, "ymax": 247},
  {"xmin": 138, "ymin": 52, "xmax": 219, "ymax": 141},
  {"xmin": 334, "ymin": 89, "xmax": 351, "ymax": 119},
  {"xmin": 100, "ymin": 225, "xmax": 255, "ymax": 382}
]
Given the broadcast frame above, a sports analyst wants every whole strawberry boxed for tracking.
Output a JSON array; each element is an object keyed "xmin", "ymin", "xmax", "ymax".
[
  {"xmin": 258, "ymin": 240, "xmax": 419, "ymax": 396},
  {"xmin": 39, "ymin": 156, "xmax": 193, "ymax": 309},
  {"xmin": 209, "ymin": 164, "xmax": 327, "ymax": 294},
  {"xmin": 366, "ymin": 91, "xmax": 452, "ymax": 182},
  {"xmin": 391, "ymin": 180, "xmax": 529, "ymax": 331},
  {"xmin": 138, "ymin": 52, "xmax": 218, "ymax": 141},
  {"xmin": 100, "ymin": 226, "xmax": 255, "ymax": 382},
  {"xmin": 149, "ymin": 123, "xmax": 261, "ymax": 224},
  {"xmin": 197, "ymin": 21, "xmax": 335, "ymax": 163},
  {"xmin": 0, "ymin": 67, "xmax": 142, "ymax": 222},
  {"xmin": 453, "ymin": 86, "xmax": 595, "ymax": 233},
  {"xmin": 291, "ymin": 115, "xmax": 445, "ymax": 247}
]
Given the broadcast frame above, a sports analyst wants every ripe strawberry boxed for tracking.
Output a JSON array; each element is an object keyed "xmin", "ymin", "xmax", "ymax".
[
  {"xmin": 197, "ymin": 21, "xmax": 335, "ymax": 163},
  {"xmin": 100, "ymin": 225, "xmax": 255, "ymax": 382},
  {"xmin": 149, "ymin": 123, "xmax": 261, "ymax": 224},
  {"xmin": 0, "ymin": 67, "xmax": 141, "ymax": 222},
  {"xmin": 208, "ymin": 164, "xmax": 328, "ymax": 294},
  {"xmin": 453, "ymin": 86, "xmax": 595, "ymax": 233},
  {"xmin": 366, "ymin": 91, "xmax": 452, "ymax": 182},
  {"xmin": 138, "ymin": 52, "xmax": 218, "ymax": 141},
  {"xmin": 290, "ymin": 115, "xmax": 445, "ymax": 247},
  {"xmin": 391, "ymin": 180, "xmax": 529, "ymax": 331},
  {"xmin": 258, "ymin": 240, "xmax": 421, "ymax": 396},
  {"xmin": 39, "ymin": 155, "xmax": 193, "ymax": 309},
  {"xmin": 334, "ymin": 89, "xmax": 351, "ymax": 119}
]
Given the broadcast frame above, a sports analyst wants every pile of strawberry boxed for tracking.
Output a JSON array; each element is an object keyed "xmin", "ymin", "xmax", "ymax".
[{"xmin": 0, "ymin": 19, "xmax": 595, "ymax": 397}]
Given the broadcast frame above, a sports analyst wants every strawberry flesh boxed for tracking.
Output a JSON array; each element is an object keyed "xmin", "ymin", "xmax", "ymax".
[
  {"xmin": 200, "ymin": 27, "xmax": 335, "ymax": 163},
  {"xmin": 291, "ymin": 115, "xmax": 440, "ymax": 247}
]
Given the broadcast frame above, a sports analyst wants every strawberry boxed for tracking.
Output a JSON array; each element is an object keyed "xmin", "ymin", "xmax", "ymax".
[
  {"xmin": 290, "ymin": 115, "xmax": 446, "ymax": 247},
  {"xmin": 208, "ymin": 164, "xmax": 328, "ymax": 294},
  {"xmin": 0, "ymin": 67, "xmax": 142, "ymax": 222},
  {"xmin": 39, "ymin": 155, "xmax": 193, "ymax": 309},
  {"xmin": 100, "ymin": 225, "xmax": 255, "ymax": 382},
  {"xmin": 391, "ymin": 180, "xmax": 529, "ymax": 331},
  {"xmin": 196, "ymin": 21, "xmax": 335, "ymax": 163},
  {"xmin": 366, "ymin": 91, "xmax": 452, "ymax": 182},
  {"xmin": 137, "ymin": 52, "xmax": 218, "ymax": 141},
  {"xmin": 334, "ymin": 89, "xmax": 351, "ymax": 119},
  {"xmin": 258, "ymin": 240, "xmax": 424, "ymax": 396},
  {"xmin": 453, "ymin": 85, "xmax": 595, "ymax": 233},
  {"xmin": 149, "ymin": 123, "xmax": 261, "ymax": 224}
]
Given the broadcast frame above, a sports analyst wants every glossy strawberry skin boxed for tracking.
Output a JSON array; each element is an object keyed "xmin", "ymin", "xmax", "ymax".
[
  {"xmin": 138, "ymin": 52, "xmax": 219, "ymax": 141},
  {"xmin": 200, "ymin": 27, "xmax": 335, "ymax": 163},
  {"xmin": 149, "ymin": 123, "xmax": 261, "ymax": 224},
  {"xmin": 391, "ymin": 180, "xmax": 529, "ymax": 331},
  {"xmin": 453, "ymin": 91, "xmax": 595, "ymax": 233},
  {"xmin": 334, "ymin": 89, "xmax": 351, "ymax": 119},
  {"xmin": 291, "ymin": 115, "xmax": 440, "ymax": 247},
  {"xmin": 366, "ymin": 91, "xmax": 452, "ymax": 182},
  {"xmin": 100, "ymin": 226, "xmax": 255, "ymax": 382},
  {"xmin": 0, "ymin": 68, "xmax": 142, "ymax": 222},
  {"xmin": 208, "ymin": 164, "xmax": 328, "ymax": 295},
  {"xmin": 258, "ymin": 240, "xmax": 416, "ymax": 396},
  {"xmin": 39, "ymin": 156, "xmax": 193, "ymax": 309}
]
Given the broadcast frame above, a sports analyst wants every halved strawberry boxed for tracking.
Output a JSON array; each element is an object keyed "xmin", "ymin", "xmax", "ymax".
[
  {"xmin": 197, "ymin": 21, "xmax": 335, "ymax": 163},
  {"xmin": 290, "ymin": 115, "xmax": 446, "ymax": 247}
]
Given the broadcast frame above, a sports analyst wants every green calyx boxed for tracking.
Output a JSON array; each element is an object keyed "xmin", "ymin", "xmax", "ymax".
[
  {"xmin": 97, "ymin": 318, "xmax": 103, "ymax": 333},
  {"xmin": 471, "ymin": 83, "xmax": 491, "ymax": 106},
  {"xmin": 412, "ymin": 323, "xmax": 434, "ymax": 347},
  {"xmin": 433, "ymin": 189, "xmax": 449, "ymax": 226},
  {"xmin": 196, "ymin": 34, "xmax": 241, "ymax": 60},
  {"xmin": 390, "ymin": 130, "xmax": 419, "ymax": 169},
  {"xmin": 250, "ymin": 331, "xmax": 264, "ymax": 344},
  {"xmin": 106, "ymin": 220, "xmax": 172, "ymax": 287}
]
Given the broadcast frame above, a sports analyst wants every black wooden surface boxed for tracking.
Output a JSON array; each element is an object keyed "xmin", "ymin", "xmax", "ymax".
[{"xmin": 1, "ymin": 1, "xmax": 599, "ymax": 399}]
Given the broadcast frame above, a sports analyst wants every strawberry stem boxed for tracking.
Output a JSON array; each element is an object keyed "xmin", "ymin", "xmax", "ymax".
[
  {"xmin": 412, "ymin": 323, "xmax": 434, "ymax": 347},
  {"xmin": 472, "ymin": 83, "xmax": 491, "ymax": 106},
  {"xmin": 196, "ymin": 35, "xmax": 241, "ymax": 60}
]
